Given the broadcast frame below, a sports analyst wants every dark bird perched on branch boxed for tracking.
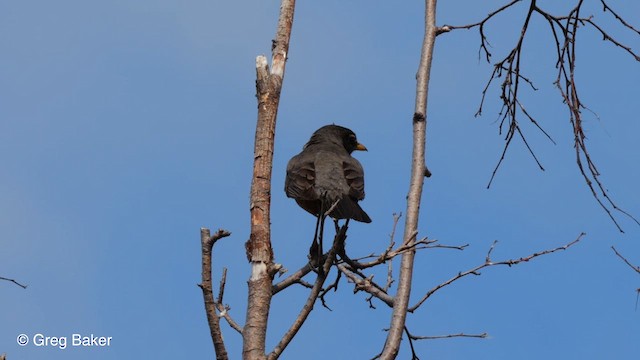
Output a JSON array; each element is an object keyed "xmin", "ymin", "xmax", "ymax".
[{"xmin": 285, "ymin": 125, "xmax": 371, "ymax": 261}]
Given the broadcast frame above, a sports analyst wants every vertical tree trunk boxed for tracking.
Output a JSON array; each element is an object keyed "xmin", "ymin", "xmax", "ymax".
[
  {"xmin": 379, "ymin": 0, "xmax": 438, "ymax": 358},
  {"xmin": 243, "ymin": 1, "xmax": 296, "ymax": 359}
]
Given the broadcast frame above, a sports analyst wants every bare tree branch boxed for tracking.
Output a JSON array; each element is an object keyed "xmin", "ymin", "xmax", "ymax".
[
  {"xmin": 332, "ymin": 216, "xmax": 467, "ymax": 311},
  {"xmin": 365, "ymin": 213, "xmax": 403, "ymax": 308},
  {"xmin": 611, "ymin": 246, "xmax": 640, "ymax": 275},
  {"xmin": 244, "ymin": 0, "xmax": 297, "ymax": 358},
  {"xmin": 442, "ymin": 0, "xmax": 640, "ymax": 232},
  {"xmin": 403, "ymin": 326, "xmax": 421, "ymax": 360},
  {"xmin": 199, "ymin": 228, "xmax": 232, "ymax": 360},
  {"xmin": 271, "ymin": 263, "xmax": 314, "ymax": 294},
  {"xmin": 343, "ymin": 236, "xmax": 439, "ymax": 270},
  {"xmin": 267, "ymin": 225, "xmax": 347, "ymax": 360},
  {"xmin": 339, "ymin": 215, "xmax": 467, "ymax": 272},
  {"xmin": 318, "ymin": 270, "xmax": 342, "ymax": 311},
  {"xmin": 438, "ymin": 0, "xmax": 523, "ymax": 62},
  {"xmin": 611, "ymin": 246, "xmax": 640, "ymax": 306},
  {"xmin": 373, "ymin": 327, "xmax": 488, "ymax": 360},
  {"xmin": 379, "ymin": 0, "xmax": 438, "ymax": 358},
  {"xmin": 581, "ymin": 18, "xmax": 640, "ymax": 61},
  {"xmin": 0, "ymin": 276, "xmax": 27, "ymax": 289},
  {"xmin": 215, "ymin": 268, "xmax": 243, "ymax": 335},
  {"xmin": 409, "ymin": 233, "xmax": 585, "ymax": 312},
  {"xmin": 339, "ymin": 264, "xmax": 395, "ymax": 308},
  {"xmin": 402, "ymin": 325, "xmax": 487, "ymax": 360},
  {"xmin": 384, "ymin": 213, "xmax": 402, "ymax": 293},
  {"xmin": 599, "ymin": 1, "xmax": 640, "ymax": 39},
  {"xmin": 409, "ymin": 332, "xmax": 489, "ymax": 340},
  {"xmin": 543, "ymin": 2, "xmax": 639, "ymax": 233}
]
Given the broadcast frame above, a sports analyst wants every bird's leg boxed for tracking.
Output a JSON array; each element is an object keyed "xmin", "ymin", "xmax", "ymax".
[
  {"xmin": 318, "ymin": 214, "xmax": 326, "ymax": 268},
  {"xmin": 309, "ymin": 200, "xmax": 326, "ymax": 273},
  {"xmin": 307, "ymin": 215, "xmax": 326, "ymax": 275},
  {"xmin": 309, "ymin": 213, "xmax": 322, "ymax": 267}
]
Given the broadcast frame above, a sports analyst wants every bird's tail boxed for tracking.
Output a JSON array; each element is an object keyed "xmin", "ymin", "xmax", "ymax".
[{"xmin": 328, "ymin": 196, "xmax": 372, "ymax": 223}]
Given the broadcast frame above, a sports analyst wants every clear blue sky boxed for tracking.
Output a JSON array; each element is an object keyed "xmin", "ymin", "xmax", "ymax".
[{"xmin": 2, "ymin": 1, "xmax": 639, "ymax": 359}]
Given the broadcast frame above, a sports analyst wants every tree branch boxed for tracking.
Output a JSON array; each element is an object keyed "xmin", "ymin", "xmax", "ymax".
[
  {"xmin": 271, "ymin": 263, "xmax": 314, "ymax": 294},
  {"xmin": 331, "ymin": 215, "xmax": 466, "ymax": 310},
  {"xmin": 409, "ymin": 233, "xmax": 585, "ymax": 312},
  {"xmin": 199, "ymin": 228, "xmax": 232, "ymax": 360},
  {"xmin": 267, "ymin": 225, "xmax": 347, "ymax": 360},
  {"xmin": 0, "ymin": 276, "xmax": 27, "ymax": 289},
  {"xmin": 379, "ymin": 0, "xmax": 438, "ymax": 358},
  {"xmin": 600, "ymin": 1, "xmax": 640, "ymax": 37},
  {"xmin": 215, "ymin": 268, "xmax": 243, "ymax": 335},
  {"xmin": 318, "ymin": 269, "xmax": 342, "ymax": 311},
  {"xmin": 611, "ymin": 246, "xmax": 640, "ymax": 275},
  {"xmin": 611, "ymin": 246, "xmax": 640, "ymax": 306},
  {"xmin": 244, "ymin": 0, "xmax": 297, "ymax": 358},
  {"xmin": 409, "ymin": 332, "xmax": 489, "ymax": 340},
  {"xmin": 347, "ymin": 237, "xmax": 466, "ymax": 272},
  {"xmin": 403, "ymin": 326, "xmax": 421, "ymax": 360},
  {"xmin": 338, "ymin": 264, "xmax": 395, "ymax": 308},
  {"xmin": 439, "ymin": 0, "xmax": 522, "ymax": 62},
  {"xmin": 443, "ymin": 0, "xmax": 640, "ymax": 231},
  {"xmin": 403, "ymin": 326, "xmax": 488, "ymax": 359}
]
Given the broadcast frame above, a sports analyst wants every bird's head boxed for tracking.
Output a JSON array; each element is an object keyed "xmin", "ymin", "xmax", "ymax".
[{"xmin": 307, "ymin": 124, "xmax": 367, "ymax": 154}]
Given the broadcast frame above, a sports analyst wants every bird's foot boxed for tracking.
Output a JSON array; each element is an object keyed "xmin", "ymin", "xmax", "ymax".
[{"xmin": 307, "ymin": 251, "xmax": 327, "ymax": 275}]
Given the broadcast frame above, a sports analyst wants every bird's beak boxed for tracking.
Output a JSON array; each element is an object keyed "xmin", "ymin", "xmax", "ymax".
[{"xmin": 355, "ymin": 143, "xmax": 368, "ymax": 151}]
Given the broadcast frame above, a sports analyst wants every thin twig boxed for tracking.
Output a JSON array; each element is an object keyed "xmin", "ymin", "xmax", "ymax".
[
  {"xmin": 344, "ymin": 237, "xmax": 457, "ymax": 270},
  {"xmin": 409, "ymin": 233, "xmax": 585, "ymax": 313},
  {"xmin": 319, "ymin": 270, "xmax": 343, "ymax": 311},
  {"xmin": 440, "ymin": 0, "xmax": 523, "ymax": 62},
  {"xmin": 404, "ymin": 327, "xmax": 421, "ymax": 360},
  {"xmin": 0, "ymin": 276, "xmax": 27, "ymax": 289},
  {"xmin": 339, "ymin": 264, "xmax": 395, "ymax": 308},
  {"xmin": 611, "ymin": 246, "xmax": 640, "ymax": 308},
  {"xmin": 600, "ymin": 0, "xmax": 640, "ymax": 36},
  {"xmin": 217, "ymin": 268, "xmax": 227, "ymax": 304},
  {"xmin": 611, "ymin": 246, "xmax": 640, "ymax": 274},
  {"xmin": 409, "ymin": 332, "xmax": 489, "ymax": 340},
  {"xmin": 213, "ymin": 268, "xmax": 242, "ymax": 334},
  {"xmin": 272, "ymin": 263, "xmax": 314, "ymax": 294},
  {"xmin": 217, "ymin": 303, "xmax": 243, "ymax": 335},
  {"xmin": 445, "ymin": 0, "xmax": 640, "ymax": 231},
  {"xmin": 384, "ymin": 213, "xmax": 402, "ymax": 294},
  {"xmin": 581, "ymin": 18, "xmax": 640, "ymax": 61}
]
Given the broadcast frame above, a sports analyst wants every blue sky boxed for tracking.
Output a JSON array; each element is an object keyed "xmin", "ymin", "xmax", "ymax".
[{"xmin": 1, "ymin": 1, "xmax": 639, "ymax": 359}]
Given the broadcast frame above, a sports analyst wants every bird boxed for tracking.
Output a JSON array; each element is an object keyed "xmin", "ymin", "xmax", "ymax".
[{"xmin": 285, "ymin": 124, "xmax": 371, "ymax": 260}]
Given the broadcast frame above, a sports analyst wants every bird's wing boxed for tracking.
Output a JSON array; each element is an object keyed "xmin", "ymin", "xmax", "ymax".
[
  {"xmin": 285, "ymin": 153, "xmax": 317, "ymax": 200},
  {"xmin": 343, "ymin": 157, "xmax": 366, "ymax": 200}
]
